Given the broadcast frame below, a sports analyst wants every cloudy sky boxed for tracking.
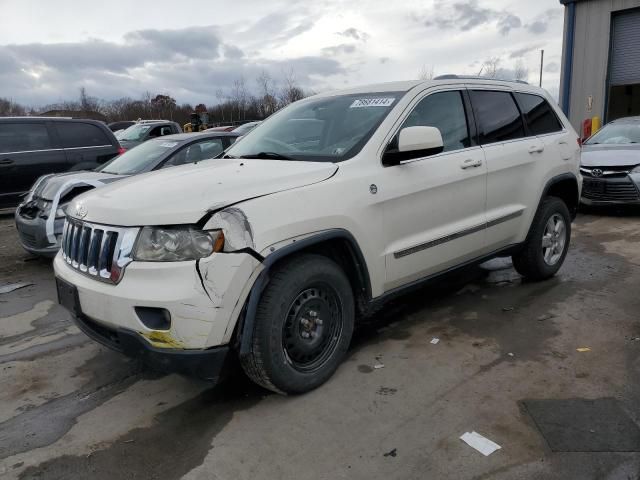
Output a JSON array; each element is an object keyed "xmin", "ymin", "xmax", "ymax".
[{"xmin": 0, "ymin": 0, "xmax": 566, "ymax": 107}]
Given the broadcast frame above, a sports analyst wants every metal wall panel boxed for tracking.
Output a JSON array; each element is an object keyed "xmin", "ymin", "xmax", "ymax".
[
  {"xmin": 610, "ymin": 9, "xmax": 640, "ymax": 85},
  {"xmin": 561, "ymin": 0, "xmax": 640, "ymax": 129}
]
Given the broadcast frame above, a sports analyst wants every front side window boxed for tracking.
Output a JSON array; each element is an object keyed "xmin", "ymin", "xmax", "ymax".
[
  {"xmin": 585, "ymin": 122, "xmax": 640, "ymax": 145},
  {"xmin": 470, "ymin": 90, "xmax": 525, "ymax": 144},
  {"xmin": 400, "ymin": 91, "xmax": 470, "ymax": 152},
  {"xmin": 162, "ymin": 139, "xmax": 225, "ymax": 168},
  {"xmin": 0, "ymin": 123, "xmax": 51, "ymax": 153},
  {"xmin": 99, "ymin": 139, "xmax": 180, "ymax": 174},
  {"xmin": 118, "ymin": 124, "xmax": 152, "ymax": 142},
  {"xmin": 224, "ymin": 92, "xmax": 404, "ymax": 162},
  {"xmin": 57, "ymin": 123, "xmax": 111, "ymax": 148},
  {"xmin": 514, "ymin": 93, "xmax": 563, "ymax": 135}
]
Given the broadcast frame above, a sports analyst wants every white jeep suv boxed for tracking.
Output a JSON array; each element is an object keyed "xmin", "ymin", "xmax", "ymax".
[{"xmin": 54, "ymin": 77, "xmax": 581, "ymax": 394}]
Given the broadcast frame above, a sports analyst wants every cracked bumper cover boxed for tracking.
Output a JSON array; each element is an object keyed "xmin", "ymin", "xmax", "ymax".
[
  {"xmin": 72, "ymin": 309, "xmax": 233, "ymax": 381},
  {"xmin": 53, "ymin": 250, "xmax": 258, "ymax": 351}
]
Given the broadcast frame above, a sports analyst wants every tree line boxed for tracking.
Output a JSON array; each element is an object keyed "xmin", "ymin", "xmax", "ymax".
[{"xmin": 0, "ymin": 70, "xmax": 308, "ymax": 126}]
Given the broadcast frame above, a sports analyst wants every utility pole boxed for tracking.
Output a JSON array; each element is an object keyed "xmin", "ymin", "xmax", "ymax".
[{"xmin": 539, "ymin": 49, "xmax": 545, "ymax": 87}]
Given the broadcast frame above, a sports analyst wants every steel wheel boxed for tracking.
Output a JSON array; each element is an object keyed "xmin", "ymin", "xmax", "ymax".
[
  {"xmin": 282, "ymin": 284, "xmax": 343, "ymax": 373},
  {"xmin": 541, "ymin": 213, "xmax": 567, "ymax": 266}
]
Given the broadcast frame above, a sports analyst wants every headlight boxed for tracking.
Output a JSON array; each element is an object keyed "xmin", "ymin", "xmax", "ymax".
[
  {"xmin": 631, "ymin": 165, "xmax": 640, "ymax": 173},
  {"xmin": 134, "ymin": 227, "xmax": 225, "ymax": 261}
]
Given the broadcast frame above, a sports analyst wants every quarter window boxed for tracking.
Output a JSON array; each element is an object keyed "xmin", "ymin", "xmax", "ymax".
[
  {"xmin": 57, "ymin": 122, "xmax": 111, "ymax": 148},
  {"xmin": 401, "ymin": 91, "xmax": 470, "ymax": 152},
  {"xmin": 0, "ymin": 123, "xmax": 51, "ymax": 153},
  {"xmin": 514, "ymin": 93, "xmax": 563, "ymax": 135},
  {"xmin": 470, "ymin": 90, "xmax": 525, "ymax": 144}
]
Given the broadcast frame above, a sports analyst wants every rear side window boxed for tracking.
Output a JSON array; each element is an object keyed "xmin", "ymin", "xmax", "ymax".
[
  {"xmin": 401, "ymin": 91, "xmax": 471, "ymax": 152},
  {"xmin": 57, "ymin": 122, "xmax": 111, "ymax": 148},
  {"xmin": 0, "ymin": 123, "xmax": 51, "ymax": 153},
  {"xmin": 514, "ymin": 93, "xmax": 563, "ymax": 135},
  {"xmin": 470, "ymin": 91, "xmax": 525, "ymax": 144}
]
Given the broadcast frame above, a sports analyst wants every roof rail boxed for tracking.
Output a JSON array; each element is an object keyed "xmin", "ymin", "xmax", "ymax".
[{"xmin": 433, "ymin": 74, "xmax": 529, "ymax": 85}]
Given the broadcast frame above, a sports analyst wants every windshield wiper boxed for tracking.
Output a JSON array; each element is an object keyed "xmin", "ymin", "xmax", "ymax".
[{"xmin": 240, "ymin": 151, "xmax": 296, "ymax": 160}]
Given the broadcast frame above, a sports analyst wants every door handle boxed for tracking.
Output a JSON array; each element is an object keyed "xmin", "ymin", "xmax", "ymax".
[
  {"xmin": 0, "ymin": 158, "xmax": 13, "ymax": 166},
  {"xmin": 460, "ymin": 158, "xmax": 482, "ymax": 169},
  {"xmin": 528, "ymin": 145, "xmax": 545, "ymax": 154}
]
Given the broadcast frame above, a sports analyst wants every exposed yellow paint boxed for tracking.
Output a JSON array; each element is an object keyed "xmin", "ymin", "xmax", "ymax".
[{"xmin": 140, "ymin": 331, "xmax": 184, "ymax": 349}]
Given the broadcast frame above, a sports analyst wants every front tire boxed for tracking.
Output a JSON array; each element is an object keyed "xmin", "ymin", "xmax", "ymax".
[
  {"xmin": 512, "ymin": 196, "xmax": 571, "ymax": 281},
  {"xmin": 240, "ymin": 254, "xmax": 355, "ymax": 394}
]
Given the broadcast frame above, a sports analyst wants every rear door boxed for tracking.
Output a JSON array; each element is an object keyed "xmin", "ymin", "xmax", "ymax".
[
  {"xmin": 469, "ymin": 89, "xmax": 540, "ymax": 250},
  {"xmin": 56, "ymin": 121, "xmax": 117, "ymax": 169},
  {"xmin": 0, "ymin": 121, "xmax": 65, "ymax": 207}
]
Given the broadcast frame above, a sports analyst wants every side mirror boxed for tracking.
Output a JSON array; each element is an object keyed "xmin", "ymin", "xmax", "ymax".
[{"xmin": 383, "ymin": 126, "xmax": 444, "ymax": 166}]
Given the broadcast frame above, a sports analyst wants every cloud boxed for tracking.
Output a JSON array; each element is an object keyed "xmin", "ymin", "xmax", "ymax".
[
  {"xmin": 497, "ymin": 14, "xmax": 522, "ymax": 35},
  {"xmin": 544, "ymin": 61, "xmax": 560, "ymax": 73},
  {"xmin": 0, "ymin": 24, "xmax": 344, "ymax": 106},
  {"xmin": 421, "ymin": 0, "xmax": 522, "ymax": 36},
  {"xmin": 509, "ymin": 44, "xmax": 544, "ymax": 59},
  {"xmin": 526, "ymin": 8, "xmax": 562, "ymax": 35},
  {"xmin": 321, "ymin": 44, "xmax": 357, "ymax": 56},
  {"xmin": 337, "ymin": 27, "xmax": 370, "ymax": 42}
]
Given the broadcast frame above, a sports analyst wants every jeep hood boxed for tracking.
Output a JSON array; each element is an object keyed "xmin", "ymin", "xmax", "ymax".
[
  {"xmin": 72, "ymin": 159, "xmax": 338, "ymax": 226},
  {"xmin": 35, "ymin": 171, "xmax": 124, "ymax": 201}
]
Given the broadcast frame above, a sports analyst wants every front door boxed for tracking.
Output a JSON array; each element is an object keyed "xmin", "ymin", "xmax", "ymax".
[{"xmin": 379, "ymin": 89, "xmax": 487, "ymax": 291}]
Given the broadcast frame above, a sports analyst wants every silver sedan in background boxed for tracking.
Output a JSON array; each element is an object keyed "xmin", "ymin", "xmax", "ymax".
[{"xmin": 580, "ymin": 116, "xmax": 640, "ymax": 205}]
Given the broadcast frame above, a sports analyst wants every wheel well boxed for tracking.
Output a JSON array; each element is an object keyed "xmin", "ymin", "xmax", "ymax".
[
  {"xmin": 546, "ymin": 177, "xmax": 579, "ymax": 218},
  {"xmin": 268, "ymin": 238, "xmax": 371, "ymax": 315}
]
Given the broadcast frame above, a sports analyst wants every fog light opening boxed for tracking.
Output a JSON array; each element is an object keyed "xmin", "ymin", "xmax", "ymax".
[{"xmin": 135, "ymin": 307, "xmax": 171, "ymax": 331}]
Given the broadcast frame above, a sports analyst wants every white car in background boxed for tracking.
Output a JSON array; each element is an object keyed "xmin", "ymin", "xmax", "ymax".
[{"xmin": 54, "ymin": 77, "xmax": 581, "ymax": 394}]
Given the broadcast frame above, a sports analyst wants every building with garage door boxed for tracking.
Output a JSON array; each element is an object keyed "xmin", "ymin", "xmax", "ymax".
[{"xmin": 559, "ymin": 0, "xmax": 640, "ymax": 132}]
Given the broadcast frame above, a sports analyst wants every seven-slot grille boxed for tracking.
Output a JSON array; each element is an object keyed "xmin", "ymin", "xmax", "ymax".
[{"xmin": 61, "ymin": 219, "xmax": 136, "ymax": 283}]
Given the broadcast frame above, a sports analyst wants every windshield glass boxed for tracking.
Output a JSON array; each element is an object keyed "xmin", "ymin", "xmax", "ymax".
[
  {"xmin": 586, "ymin": 122, "xmax": 640, "ymax": 145},
  {"xmin": 225, "ymin": 92, "xmax": 403, "ymax": 162},
  {"xmin": 98, "ymin": 139, "xmax": 180, "ymax": 174},
  {"xmin": 118, "ymin": 124, "xmax": 153, "ymax": 142}
]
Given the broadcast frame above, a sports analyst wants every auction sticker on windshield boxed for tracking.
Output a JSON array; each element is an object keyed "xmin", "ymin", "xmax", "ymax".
[
  {"xmin": 350, "ymin": 98, "xmax": 395, "ymax": 108},
  {"xmin": 159, "ymin": 142, "xmax": 179, "ymax": 148}
]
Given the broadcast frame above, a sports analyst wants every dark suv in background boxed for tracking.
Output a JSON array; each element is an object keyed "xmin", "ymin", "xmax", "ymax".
[{"xmin": 0, "ymin": 117, "xmax": 122, "ymax": 208}]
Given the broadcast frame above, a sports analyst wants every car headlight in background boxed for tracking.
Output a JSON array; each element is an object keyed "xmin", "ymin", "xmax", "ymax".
[
  {"xmin": 631, "ymin": 165, "xmax": 640, "ymax": 174},
  {"xmin": 134, "ymin": 227, "xmax": 225, "ymax": 261}
]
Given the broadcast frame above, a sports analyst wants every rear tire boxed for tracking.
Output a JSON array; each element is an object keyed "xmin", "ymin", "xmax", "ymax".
[
  {"xmin": 512, "ymin": 196, "xmax": 571, "ymax": 281},
  {"xmin": 240, "ymin": 254, "xmax": 355, "ymax": 394}
]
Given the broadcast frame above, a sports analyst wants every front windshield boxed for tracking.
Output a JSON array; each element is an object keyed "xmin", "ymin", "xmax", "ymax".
[
  {"xmin": 586, "ymin": 122, "xmax": 640, "ymax": 145},
  {"xmin": 225, "ymin": 92, "xmax": 403, "ymax": 162},
  {"xmin": 118, "ymin": 124, "xmax": 153, "ymax": 142},
  {"xmin": 98, "ymin": 139, "xmax": 180, "ymax": 175}
]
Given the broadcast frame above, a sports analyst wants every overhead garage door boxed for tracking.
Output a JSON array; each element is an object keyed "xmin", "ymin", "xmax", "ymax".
[{"xmin": 610, "ymin": 9, "xmax": 640, "ymax": 86}]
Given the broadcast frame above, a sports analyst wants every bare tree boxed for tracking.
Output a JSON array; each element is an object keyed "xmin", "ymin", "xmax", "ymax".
[
  {"xmin": 513, "ymin": 59, "xmax": 529, "ymax": 82},
  {"xmin": 479, "ymin": 57, "xmax": 501, "ymax": 78},
  {"xmin": 418, "ymin": 64, "xmax": 435, "ymax": 80},
  {"xmin": 79, "ymin": 87, "xmax": 101, "ymax": 113},
  {"xmin": 0, "ymin": 97, "xmax": 26, "ymax": 116},
  {"xmin": 256, "ymin": 70, "xmax": 278, "ymax": 117},
  {"xmin": 230, "ymin": 76, "xmax": 250, "ymax": 121},
  {"xmin": 279, "ymin": 68, "xmax": 305, "ymax": 107}
]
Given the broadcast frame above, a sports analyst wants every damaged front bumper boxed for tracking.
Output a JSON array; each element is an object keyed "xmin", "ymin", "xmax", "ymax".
[
  {"xmin": 54, "ymin": 249, "xmax": 259, "ymax": 352},
  {"xmin": 14, "ymin": 206, "xmax": 64, "ymax": 257},
  {"xmin": 71, "ymin": 305, "xmax": 233, "ymax": 381}
]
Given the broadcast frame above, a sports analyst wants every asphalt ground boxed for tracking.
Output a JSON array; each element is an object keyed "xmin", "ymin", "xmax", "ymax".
[{"xmin": 1, "ymin": 209, "xmax": 639, "ymax": 480}]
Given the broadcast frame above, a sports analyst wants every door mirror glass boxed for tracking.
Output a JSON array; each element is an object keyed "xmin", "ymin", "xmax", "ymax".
[{"xmin": 383, "ymin": 126, "xmax": 444, "ymax": 166}]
